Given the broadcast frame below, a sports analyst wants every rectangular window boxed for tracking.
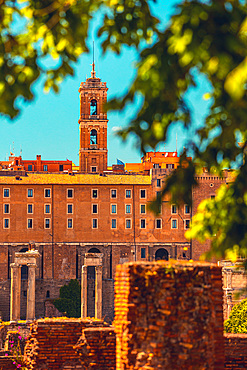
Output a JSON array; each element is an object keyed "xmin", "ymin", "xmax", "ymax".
[
  {"xmin": 140, "ymin": 219, "xmax": 146, "ymax": 229},
  {"xmin": 111, "ymin": 189, "xmax": 117, "ymax": 199},
  {"xmin": 68, "ymin": 204, "xmax": 73, "ymax": 214},
  {"xmin": 171, "ymin": 204, "xmax": 177, "ymax": 214},
  {"xmin": 111, "ymin": 219, "xmax": 117, "ymax": 229},
  {"xmin": 157, "ymin": 179, "xmax": 161, "ymax": 187},
  {"xmin": 92, "ymin": 218, "xmax": 98, "ymax": 229},
  {"xmin": 92, "ymin": 204, "xmax": 98, "ymax": 214},
  {"xmin": 27, "ymin": 189, "xmax": 33, "ymax": 198},
  {"xmin": 45, "ymin": 218, "xmax": 50, "ymax": 229},
  {"xmin": 156, "ymin": 219, "xmax": 162, "ymax": 229},
  {"xmin": 211, "ymin": 195, "xmax": 215, "ymax": 200},
  {"xmin": 43, "ymin": 165, "xmax": 48, "ymax": 171},
  {"xmin": 125, "ymin": 190, "xmax": 131, "ymax": 198},
  {"xmin": 91, "ymin": 166, "xmax": 97, "ymax": 173},
  {"xmin": 59, "ymin": 165, "xmax": 64, "ymax": 171},
  {"xmin": 28, "ymin": 164, "xmax": 32, "ymax": 171},
  {"xmin": 140, "ymin": 204, "xmax": 146, "ymax": 214},
  {"xmin": 126, "ymin": 204, "xmax": 131, "ymax": 214},
  {"xmin": 27, "ymin": 219, "xmax": 33, "ymax": 229},
  {"xmin": 92, "ymin": 189, "xmax": 98, "ymax": 199},
  {"xmin": 27, "ymin": 204, "xmax": 33, "ymax": 214},
  {"xmin": 45, "ymin": 204, "xmax": 50, "ymax": 214},
  {"xmin": 4, "ymin": 218, "xmax": 9, "ymax": 229},
  {"xmin": 3, "ymin": 188, "xmax": 10, "ymax": 198},
  {"xmin": 67, "ymin": 189, "xmax": 73, "ymax": 198},
  {"xmin": 184, "ymin": 219, "xmax": 190, "ymax": 229},
  {"xmin": 140, "ymin": 189, "xmax": 146, "ymax": 198},
  {"xmin": 184, "ymin": 205, "xmax": 190, "ymax": 214},
  {"xmin": 67, "ymin": 218, "xmax": 73, "ymax": 229},
  {"xmin": 4, "ymin": 204, "xmax": 9, "ymax": 214},
  {"xmin": 126, "ymin": 219, "xmax": 131, "ymax": 229},
  {"xmin": 44, "ymin": 189, "xmax": 51, "ymax": 198},
  {"xmin": 111, "ymin": 204, "xmax": 117, "ymax": 214},
  {"xmin": 166, "ymin": 163, "xmax": 174, "ymax": 169},
  {"xmin": 171, "ymin": 219, "xmax": 177, "ymax": 229},
  {"xmin": 141, "ymin": 248, "xmax": 146, "ymax": 258}
]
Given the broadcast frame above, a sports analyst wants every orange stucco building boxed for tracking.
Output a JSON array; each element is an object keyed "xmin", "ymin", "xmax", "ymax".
[{"xmin": 0, "ymin": 64, "xmax": 226, "ymax": 321}]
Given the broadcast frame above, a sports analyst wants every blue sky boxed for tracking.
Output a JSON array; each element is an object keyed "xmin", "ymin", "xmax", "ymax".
[{"xmin": 0, "ymin": 0, "xmax": 211, "ymax": 166}]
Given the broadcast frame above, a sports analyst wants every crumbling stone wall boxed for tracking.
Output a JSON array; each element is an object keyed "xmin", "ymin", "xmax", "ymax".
[
  {"xmin": 75, "ymin": 327, "xmax": 116, "ymax": 369},
  {"xmin": 24, "ymin": 318, "xmax": 115, "ymax": 370},
  {"xmin": 115, "ymin": 261, "xmax": 225, "ymax": 370},
  {"xmin": 225, "ymin": 333, "xmax": 247, "ymax": 369}
]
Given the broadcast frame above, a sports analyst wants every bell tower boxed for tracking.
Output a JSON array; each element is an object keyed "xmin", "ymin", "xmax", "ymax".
[{"xmin": 78, "ymin": 62, "xmax": 108, "ymax": 173}]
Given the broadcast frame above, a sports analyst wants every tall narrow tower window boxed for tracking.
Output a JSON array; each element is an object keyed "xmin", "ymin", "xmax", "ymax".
[
  {"xmin": 90, "ymin": 129, "xmax": 97, "ymax": 145},
  {"xmin": 90, "ymin": 99, "xmax": 97, "ymax": 115}
]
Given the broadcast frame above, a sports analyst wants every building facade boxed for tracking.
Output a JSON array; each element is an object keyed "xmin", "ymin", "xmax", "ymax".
[{"xmin": 0, "ymin": 65, "xmax": 226, "ymax": 321}]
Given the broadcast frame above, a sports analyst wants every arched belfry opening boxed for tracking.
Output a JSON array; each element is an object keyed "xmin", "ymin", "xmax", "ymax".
[
  {"xmin": 155, "ymin": 248, "xmax": 169, "ymax": 261},
  {"xmin": 90, "ymin": 129, "xmax": 97, "ymax": 145},
  {"xmin": 90, "ymin": 99, "xmax": 97, "ymax": 115}
]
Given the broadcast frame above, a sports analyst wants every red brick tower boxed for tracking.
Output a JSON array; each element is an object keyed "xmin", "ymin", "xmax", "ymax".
[{"xmin": 78, "ymin": 62, "xmax": 108, "ymax": 173}]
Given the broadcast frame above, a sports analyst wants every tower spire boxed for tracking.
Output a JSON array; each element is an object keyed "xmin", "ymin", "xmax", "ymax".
[{"xmin": 91, "ymin": 41, "xmax": 96, "ymax": 78}]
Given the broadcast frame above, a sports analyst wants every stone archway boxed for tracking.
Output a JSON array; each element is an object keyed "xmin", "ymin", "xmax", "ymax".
[
  {"xmin": 155, "ymin": 248, "xmax": 169, "ymax": 261},
  {"xmin": 10, "ymin": 249, "xmax": 40, "ymax": 322}
]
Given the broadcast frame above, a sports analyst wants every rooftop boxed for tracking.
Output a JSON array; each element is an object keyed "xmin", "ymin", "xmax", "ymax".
[{"xmin": 0, "ymin": 173, "xmax": 151, "ymax": 185}]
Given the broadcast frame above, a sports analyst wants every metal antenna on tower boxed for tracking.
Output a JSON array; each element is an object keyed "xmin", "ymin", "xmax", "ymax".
[
  {"xmin": 91, "ymin": 41, "xmax": 96, "ymax": 78},
  {"xmin": 93, "ymin": 40, "xmax": 94, "ymax": 65}
]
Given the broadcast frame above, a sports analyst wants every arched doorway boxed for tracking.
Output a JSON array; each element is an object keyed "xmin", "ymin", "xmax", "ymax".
[
  {"xmin": 155, "ymin": 248, "xmax": 169, "ymax": 261},
  {"xmin": 20, "ymin": 248, "xmax": 28, "ymax": 279},
  {"xmin": 88, "ymin": 248, "xmax": 100, "ymax": 253}
]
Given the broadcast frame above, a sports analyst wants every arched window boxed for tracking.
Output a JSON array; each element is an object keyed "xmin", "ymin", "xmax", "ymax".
[
  {"xmin": 90, "ymin": 99, "xmax": 97, "ymax": 115},
  {"xmin": 90, "ymin": 129, "xmax": 97, "ymax": 145}
]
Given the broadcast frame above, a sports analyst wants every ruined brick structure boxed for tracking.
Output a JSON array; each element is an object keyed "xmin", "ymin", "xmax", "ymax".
[
  {"xmin": 115, "ymin": 261, "xmax": 225, "ymax": 369},
  {"xmin": 0, "ymin": 64, "xmax": 228, "ymax": 321},
  {"xmin": 1, "ymin": 261, "xmax": 247, "ymax": 369}
]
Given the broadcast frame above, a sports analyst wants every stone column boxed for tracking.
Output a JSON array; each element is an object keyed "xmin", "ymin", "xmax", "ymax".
[
  {"xmin": 26, "ymin": 263, "xmax": 36, "ymax": 322},
  {"xmin": 10, "ymin": 263, "xmax": 21, "ymax": 322},
  {"xmin": 81, "ymin": 265, "xmax": 87, "ymax": 318},
  {"xmin": 95, "ymin": 265, "xmax": 102, "ymax": 319}
]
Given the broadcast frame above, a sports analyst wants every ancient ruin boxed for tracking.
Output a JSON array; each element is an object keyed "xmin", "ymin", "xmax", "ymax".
[
  {"xmin": 10, "ymin": 250, "xmax": 39, "ymax": 322},
  {"xmin": 81, "ymin": 253, "xmax": 103, "ymax": 319}
]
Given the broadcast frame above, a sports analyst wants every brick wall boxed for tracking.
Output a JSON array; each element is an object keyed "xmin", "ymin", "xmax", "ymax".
[
  {"xmin": 225, "ymin": 333, "xmax": 247, "ymax": 369},
  {"xmin": 24, "ymin": 318, "xmax": 113, "ymax": 370},
  {"xmin": 75, "ymin": 327, "xmax": 116, "ymax": 369},
  {"xmin": 115, "ymin": 261, "xmax": 225, "ymax": 370},
  {"xmin": 0, "ymin": 356, "xmax": 17, "ymax": 369},
  {"xmin": 192, "ymin": 174, "xmax": 226, "ymax": 260}
]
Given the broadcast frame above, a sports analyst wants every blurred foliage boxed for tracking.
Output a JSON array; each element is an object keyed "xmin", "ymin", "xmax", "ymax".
[
  {"xmin": 54, "ymin": 279, "xmax": 81, "ymax": 318},
  {"xmin": 1, "ymin": 0, "xmax": 247, "ymax": 259},
  {"xmin": 224, "ymin": 298, "xmax": 247, "ymax": 333}
]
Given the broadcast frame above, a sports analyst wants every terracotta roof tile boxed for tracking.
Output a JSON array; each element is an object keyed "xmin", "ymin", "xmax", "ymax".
[{"xmin": 0, "ymin": 173, "xmax": 151, "ymax": 185}]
